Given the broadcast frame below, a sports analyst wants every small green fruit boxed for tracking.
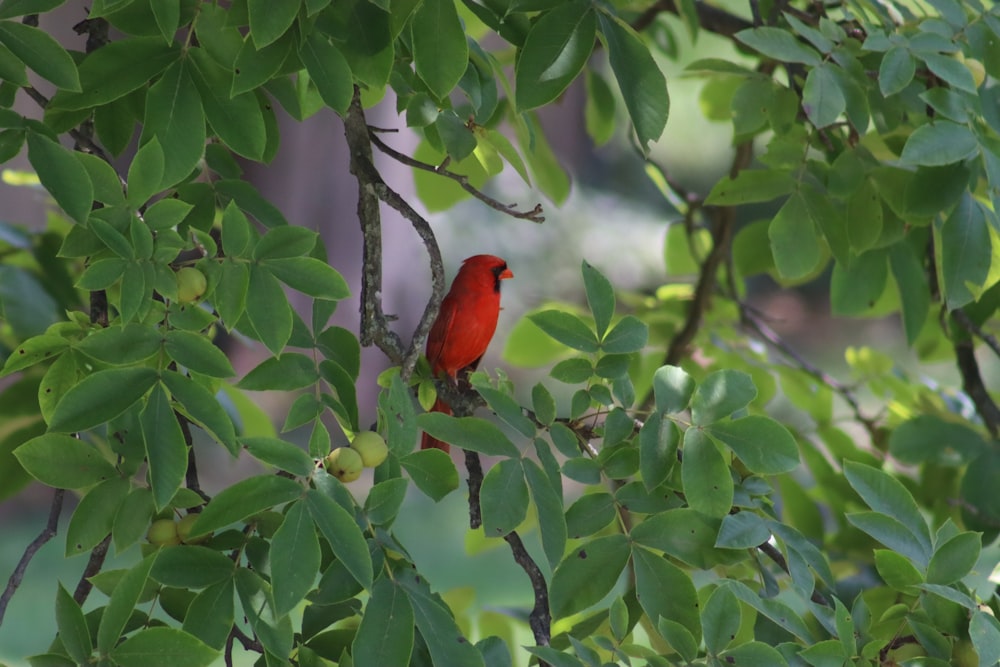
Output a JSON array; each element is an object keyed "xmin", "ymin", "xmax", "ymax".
[
  {"xmin": 350, "ymin": 431, "xmax": 388, "ymax": 468},
  {"xmin": 147, "ymin": 518, "xmax": 180, "ymax": 546},
  {"xmin": 177, "ymin": 513, "xmax": 209, "ymax": 544},
  {"xmin": 324, "ymin": 446, "xmax": 364, "ymax": 483},
  {"xmin": 176, "ymin": 267, "xmax": 207, "ymax": 303}
]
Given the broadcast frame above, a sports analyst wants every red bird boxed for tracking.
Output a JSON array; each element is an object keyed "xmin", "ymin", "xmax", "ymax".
[{"xmin": 421, "ymin": 254, "xmax": 514, "ymax": 452}]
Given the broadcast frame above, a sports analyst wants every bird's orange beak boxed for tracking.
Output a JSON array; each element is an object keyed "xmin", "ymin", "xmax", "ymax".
[{"xmin": 500, "ymin": 267, "xmax": 513, "ymax": 280}]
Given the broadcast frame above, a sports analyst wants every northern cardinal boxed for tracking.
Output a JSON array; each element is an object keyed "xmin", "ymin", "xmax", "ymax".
[{"xmin": 421, "ymin": 254, "xmax": 514, "ymax": 452}]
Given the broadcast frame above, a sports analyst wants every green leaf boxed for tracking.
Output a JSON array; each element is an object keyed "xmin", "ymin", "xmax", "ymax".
[
  {"xmin": 802, "ymin": 64, "xmax": 845, "ymax": 129},
  {"xmin": 271, "ymin": 500, "xmax": 320, "ymax": 616},
  {"xmin": 241, "ymin": 437, "xmax": 314, "ymax": 476},
  {"xmin": 580, "ymin": 260, "xmax": 614, "ymax": 339},
  {"xmin": 889, "ymin": 242, "xmax": 930, "ymax": 345},
  {"xmin": 565, "ymin": 492, "xmax": 616, "ymax": 538},
  {"xmin": 0, "ymin": 0, "xmax": 67, "ymax": 20},
  {"xmin": 150, "ymin": 545, "xmax": 237, "ymax": 588},
  {"xmin": 652, "ymin": 365, "xmax": 695, "ymax": 414},
  {"xmin": 110, "ymin": 627, "xmax": 218, "ymax": 667},
  {"xmin": 411, "ymin": 0, "xmax": 468, "ymax": 99},
  {"xmin": 970, "ymin": 610, "xmax": 1000, "ymax": 667},
  {"xmin": 681, "ymin": 428, "xmax": 733, "ymax": 518},
  {"xmin": 550, "ymin": 534, "xmax": 630, "ymax": 619},
  {"xmin": 639, "ymin": 413, "xmax": 679, "ymax": 491},
  {"xmin": 48, "ymin": 367, "xmax": 158, "ymax": 432},
  {"xmin": 50, "ymin": 37, "xmax": 178, "ymax": 110},
  {"xmin": 305, "ymin": 488, "xmax": 374, "ymax": 590},
  {"xmin": 245, "ymin": 264, "xmax": 293, "ymax": 355},
  {"xmin": 182, "ymin": 579, "xmax": 235, "ymax": 650},
  {"xmin": 723, "ymin": 580, "xmax": 815, "ymax": 641},
  {"xmin": 921, "ymin": 52, "xmax": 977, "ymax": 94},
  {"xmin": 531, "ymin": 383, "xmax": 556, "ymax": 426},
  {"xmin": 597, "ymin": 12, "xmax": 668, "ymax": 151},
  {"xmin": 264, "ymin": 257, "xmax": 350, "ymax": 300},
  {"xmin": 875, "ymin": 548, "xmax": 924, "ymax": 589},
  {"xmin": 417, "ymin": 414, "xmax": 521, "ymax": 457},
  {"xmin": 847, "ymin": 511, "xmax": 930, "ymax": 566},
  {"xmin": 73, "ymin": 324, "xmax": 159, "ymax": 366},
  {"xmin": 524, "ymin": 459, "xmax": 566, "ymax": 568},
  {"xmin": 26, "ymin": 131, "xmax": 93, "ymax": 224},
  {"xmin": 528, "ymin": 309, "xmax": 598, "ymax": 352},
  {"xmin": 150, "ymin": 0, "xmax": 179, "ymax": 42},
  {"xmin": 161, "ymin": 371, "xmax": 237, "ymax": 454},
  {"xmin": 352, "ymin": 577, "xmax": 414, "ymax": 667},
  {"xmin": 769, "ymin": 191, "xmax": 822, "ymax": 280},
  {"xmin": 77, "ymin": 257, "xmax": 127, "ymax": 290},
  {"xmin": 232, "ymin": 32, "xmax": 293, "ymax": 96},
  {"xmin": 690, "ymin": 369, "xmax": 756, "ymax": 425},
  {"xmin": 0, "ymin": 19, "xmax": 79, "ymax": 90},
  {"xmin": 601, "ymin": 315, "xmax": 647, "ymax": 354},
  {"xmin": 936, "ymin": 194, "xmax": 991, "ymax": 310},
  {"xmin": 112, "ymin": 486, "xmax": 155, "ymax": 553},
  {"xmin": 189, "ymin": 475, "xmax": 303, "ymax": 537},
  {"xmin": 253, "ymin": 224, "xmax": 317, "ymax": 259},
  {"xmin": 248, "ymin": 0, "xmax": 299, "ymax": 48},
  {"xmin": 735, "ymin": 26, "xmax": 822, "ymax": 65},
  {"xmin": 13, "ymin": 433, "xmax": 118, "ymax": 490},
  {"xmin": 320, "ymin": 0, "xmax": 392, "ymax": 88},
  {"xmin": 237, "ymin": 353, "xmax": 318, "ymax": 391},
  {"xmin": 401, "ymin": 449, "xmax": 459, "ymax": 501},
  {"xmin": 926, "ymin": 531, "xmax": 981, "ymax": 585},
  {"xmin": 658, "ymin": 619, "xmax": 698, "ymax": 663},
  {"xmin": 397, "ymin": 569, "xmax": 486, "ymax": 667},
  {"xmin": 481, "ymin": 458, "xmax": 529, "ymax": 537},
  {"xmin": 98, "ymin": 554, "xmax": 157, "ymax": 654},
  {"xmin": 127, "ymin": 136, "xmax": 164, "ymax": 207},
  {"xmin": 164, "ymin": 330, "xmax": 235, "ymax": 378},
  {"xmin": 880, "ymin": 46, "xmax": 915, "ymax": 96},
  {"xmin": 632, "ymin": 546, "xmax": 701, "ymax": 643},
  {"xmin": 706, "ymin": 416, "xmax": 799, "ymax": 474},
  {"xmin": 716, "ymin": 511, "xmax": 771, "ymax": 549},
  {"xmin": 705, "ymin": 169, "xmax": 795, "ymax": 205},
  {"xmin": 515, "ymin": 1, "xmax": 595, "ymax": 111},
  {"xmin": 632, "ymin": 508, "xmax": 723, "ymax": 568},
  {"xmin": 720, "ymin": 641, "xmax": 789, "ymax": 666},
  {"xmin": 234, "ymin": 568, "xmax": 293, "ymax": 657},
  {"xmin": 55, "ymin": 583, "xmax": 92, "ymax": 664},
  {"xmin": 844, "ymin": 460, "xmax": 932, "ymax": 557},
  {"xmin": 901, "ymin": 121, "xmax": 979, "ymax": 166},
  {"xmin": 298, "ymin": 31, "xmax": 353, "ymax": 114},
  {"xmin": 64, "ymin": 478, "xmax": 125, "ymax": 555},
  {"xmin": 142, "ymin": 60, "xmax": 205, "ymax": 188},
  {"xmin": 889, "ymin": 414, "xmax": 985, "ymax": 465},
  {"xmin": 364, "ymin": 478, "xmax": 408, "ymax": 526},
  {"xmin": 189, "ymin": 47, "xmax": 266, "ymax": 160},
  {"xmin": 701, "ymin": 584, "xmax": 740, "ymax": 655},
  {"xmin": 141, "ymin": 384, "xmax": 188, "ymax": 510}
]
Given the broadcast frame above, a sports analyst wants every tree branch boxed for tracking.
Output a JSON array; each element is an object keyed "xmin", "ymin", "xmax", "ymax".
[
  {"xmin": 631, "ymin": 0, "xmax": 754, "ymax": 38},
  {"xmin": 73, "ymin": 535, "xmax": 110, "ymax": 605},
  {"xmin": 0, "ymin": 488, "xmax": 64, "ymax": 627},
  {"xmin": 344, "ymin": 88, "xmax": 447, "ymax": 379},
  {"xmin": 368, "ymin": 130, "xmax": 545, "ymax": 223}
]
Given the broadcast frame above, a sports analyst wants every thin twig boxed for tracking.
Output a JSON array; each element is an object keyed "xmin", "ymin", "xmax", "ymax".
[
  {"xmin": 739, "ymin": 302, "xmax": 877, "ymax": 438},
  {"xmin": 368, "ymin": 130, "xmax": 545, "ymax": 223},
  {"xmin": 73, "ymin": 535, "xmax": 111, "ymax": 605},
  {"xmin": 0, "ymin": 488, "xmax": 65, "ymax": 626},
  {"xmin": 953, "ymin": 338, "xmax": 1000, "ymax": 438}
]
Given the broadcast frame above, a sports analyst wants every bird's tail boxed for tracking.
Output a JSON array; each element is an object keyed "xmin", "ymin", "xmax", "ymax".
[{"xmin": 420, "ymin": 397, "xmax": 452, "ymax": 452}]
